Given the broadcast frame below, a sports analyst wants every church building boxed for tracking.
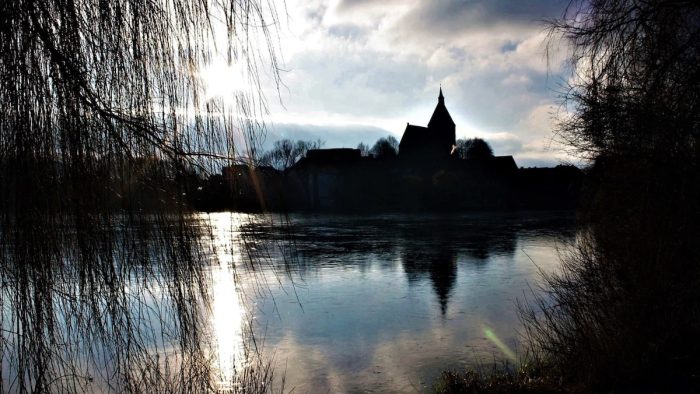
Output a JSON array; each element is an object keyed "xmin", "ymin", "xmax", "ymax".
[{"xmin": 399, "ymin": 88, "xmax": 456, "ymax": 160}]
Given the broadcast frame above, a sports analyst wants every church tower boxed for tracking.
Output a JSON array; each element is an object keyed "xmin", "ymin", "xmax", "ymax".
[
  {"xmin": 427, "ymin": 87, "xmax": 456, "ymax": 151},
  {"xmin": 399, "ymin": 88, "xmax": 457, "ymax": 161}
]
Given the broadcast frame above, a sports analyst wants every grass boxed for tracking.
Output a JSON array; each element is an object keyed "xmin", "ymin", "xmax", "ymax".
[{"xmin": 433, "ymin": 363, "xmax": 565, "ymax": 394}]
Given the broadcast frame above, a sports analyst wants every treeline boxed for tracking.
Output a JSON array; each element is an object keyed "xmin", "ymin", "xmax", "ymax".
[
  {"xmin": 256, "ymin": 135, "xmax": 498, "ymax": 169},
  {"xmin": 0, "ymin": 134, "xmax": 581, "ymax": 214},
  {"xmin": 189, "ymin": 135, "xmax": 584, "ymax": 212},
  {"xmin": 0, "ymin": 156, "xmax": 208, "ymax": 213}
]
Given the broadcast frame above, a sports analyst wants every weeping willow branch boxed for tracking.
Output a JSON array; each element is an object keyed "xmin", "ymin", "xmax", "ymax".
[
  {"xmin": 0, "ymin": 0, "xmax": 282, "ymax": 212},
  {"xmin": 0, "ymin": 1, "xmax": 284, "ymax": 392}
]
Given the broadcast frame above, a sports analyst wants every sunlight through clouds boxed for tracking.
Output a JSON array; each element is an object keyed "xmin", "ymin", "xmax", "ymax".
[
  {"xmin": 200, "ymin": 61, "xmax": 248, "ymax": 101},
  {"xmin": 260, "ymin": 0, "xmax": 574, "ymax": 167}
]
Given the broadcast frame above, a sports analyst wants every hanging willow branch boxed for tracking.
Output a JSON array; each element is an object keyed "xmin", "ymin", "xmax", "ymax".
[
  {"xmin": 0, "ymin": 0, "xmax": 282, "ymax": 215},
  {"xmin": 0, "ymin": 1, "xmax": 284, "ymax": 392}
]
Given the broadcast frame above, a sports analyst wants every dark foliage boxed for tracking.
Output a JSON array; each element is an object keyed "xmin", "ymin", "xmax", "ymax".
[
  {"xmin": 523, "ymin": 1, "xmax": 700, "ymax": 392},
  {"xmin": 356, "ymin": 142, "xmax": 371, "ymax": 157},
  {"xmin": 434, "ymin": 367, "xmax": 564, "ymax": 394},
  {"xmin": 455, "ymin": 138, "xmax": 494, "ymax": 160},
  {"xmin": 370, "ymin": 135, "xmax": 399, "ymax": 159}
]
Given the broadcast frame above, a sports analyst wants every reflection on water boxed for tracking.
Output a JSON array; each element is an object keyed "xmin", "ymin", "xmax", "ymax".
[
  {"xmin": 0, "ymin": 214, "xmax": 266, "ymax": 393},
  {"xmin": 211, "ymin": 262, "xmax": 244, "ymax": 388},
  {"xmin": 212, "ymin": 212, "xmax": 575, "ymax": 393},
  {"xmin": 1, "ymin": 211, "xmax": 574, "ymax": 392},
  {"xmin": 209, "ymin": 214, "xmax": 245, "ymax": 388},
  {"xmin": 403, "ymin": 246, "xmax": 457, "ymax": 315}
]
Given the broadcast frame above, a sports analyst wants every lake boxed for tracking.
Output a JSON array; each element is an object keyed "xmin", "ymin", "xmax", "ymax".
[
  {"xmin": 0, "ymin": 211, "xmax": 575, "ymax": 392},
  {"xmin": 205, "ymin": 211, "xmax": 576, "ymax": 393}
]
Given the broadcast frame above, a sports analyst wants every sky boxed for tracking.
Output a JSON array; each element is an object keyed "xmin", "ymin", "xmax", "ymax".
[{"xmin": 209, "ymin": 0, "xmax": 576, "ymax": 167}]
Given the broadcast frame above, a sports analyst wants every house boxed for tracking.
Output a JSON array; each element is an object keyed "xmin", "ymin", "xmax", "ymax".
[{"xmin": 286, "ymin": 148, "xmax": 368, "ymax": 210}]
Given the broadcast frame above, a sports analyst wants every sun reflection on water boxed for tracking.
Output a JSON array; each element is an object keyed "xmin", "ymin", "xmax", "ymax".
[{"xmin": 208, "ymin": 213, "xmax": 248, "ymax": 391}]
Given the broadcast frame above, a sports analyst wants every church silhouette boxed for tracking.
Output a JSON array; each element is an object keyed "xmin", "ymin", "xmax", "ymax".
[
  {"xmin": 209, "ymin": 88, "xmax": 584, "ymax": 212},
  {"xmin": 400, "ymin": 88, "xmax": 456, "ymax": 161}
]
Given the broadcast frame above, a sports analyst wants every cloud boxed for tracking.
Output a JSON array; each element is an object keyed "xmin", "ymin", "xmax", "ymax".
[
  {"xmin": 479, "ymin": 133, "xmax": 524, "ymax": 156},
  {"xmin": 264, "ymin": 123, "xmax": 394, "ymax": 149},
  {"xmin": 259, "ymin": 0, "xmax": 572, "ymax": 165}
]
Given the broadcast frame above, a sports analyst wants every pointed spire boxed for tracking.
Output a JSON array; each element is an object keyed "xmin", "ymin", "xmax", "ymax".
[{"xmin": 429, "ymin": 85, "xmax": 454, "ymax": 128}]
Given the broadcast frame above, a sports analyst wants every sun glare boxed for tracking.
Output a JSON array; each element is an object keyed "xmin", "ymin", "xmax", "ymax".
[{"xmin": 200, "ymin": 61, "xmax": 247, "ymax": 101}]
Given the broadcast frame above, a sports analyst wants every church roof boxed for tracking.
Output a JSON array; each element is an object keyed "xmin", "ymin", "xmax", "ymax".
[
  {"xmin": 428, "ymin": 87, "xmax": 455, "ymax": 128},
  {"xmin": 399, "ymin": 124, "xmax": 430, "ymax": 151}
]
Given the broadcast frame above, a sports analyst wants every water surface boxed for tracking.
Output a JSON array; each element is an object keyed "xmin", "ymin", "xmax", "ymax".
[
  {"xmin": 212, "ymin": 212, "xmax": 575, "ymax": 393},
  {"xmin": 0, "ymin": 211, "xmax": 574, "ymax": 392}
]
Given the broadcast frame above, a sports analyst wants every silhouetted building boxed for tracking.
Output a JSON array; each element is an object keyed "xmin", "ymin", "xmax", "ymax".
[
  {"xmin": 202, "ymin": 89, "xmax": 583, "ymax": 212},
  {"xmin": 219, "ymin": 164, "xmax": 282, "ymax": 211},
  {"xmin": 402, "ymin": 244, "xmax": 457, "ymax": 316},
  {"xmin": 399, "ymin": 88, "xmax": 456, "ymax": 161},
  {"xmin": 286, "ymin": 148, "xmax": 368, "ymax": 210}
]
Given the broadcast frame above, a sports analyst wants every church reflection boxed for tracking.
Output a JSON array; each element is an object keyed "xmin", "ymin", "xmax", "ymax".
[
  {"xmin": 399, "ymin": 219, "xmax": 518, "ymax": 315},
  {"xmin": 237, "ymin": 213, "xmax": 530, "ymax": 315},
  {"xmin": 402, "ymin": 246, "xmax": 457, "ymax": 315}
]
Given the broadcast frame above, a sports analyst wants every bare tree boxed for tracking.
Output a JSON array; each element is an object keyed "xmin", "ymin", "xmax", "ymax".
[
  {"xmin": 370, "ymin": 135, "xmax": 399, "ymax": 159},
  {"xmin": 356, "ymin": 142, "xmax": 371, "ymax": 157},
  {"xmin": 260, "ymin": 139, "xmax": 325, "ymax": 170},
  {"xmin": 549, "ymin": 0, "xmax": 700, "ymax": 161},
  {"xmin": 522, "ymin": 2, "xmax": 700, "ymax": 391}
]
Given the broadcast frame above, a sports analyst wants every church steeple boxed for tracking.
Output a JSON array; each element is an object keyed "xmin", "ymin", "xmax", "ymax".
[
  {"xmin": 399, "ymin": 87, "xmax": 456, "ymax": 160},
  {"xmin": 428, "ymin": 87, "xmax": 455, "ymax": 128}
]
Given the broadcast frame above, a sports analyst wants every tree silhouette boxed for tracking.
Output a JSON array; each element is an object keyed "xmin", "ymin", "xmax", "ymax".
[
  {"xmin": 454, "ymin": 138, "xmax": 494, "ymax": 159},
  {"xmin": 550, "ymin": 0, "xmax": 700, "ymax": 161},
  {"xmin": 370, "ymin": 136, "xmax": 399, "ymax": 159},
  {"xmin": 260, "ymin": 139, "xmax": 324, "ymax": 170},
  {"xmin": 356, "ymin": 142, "xmax": 371, "ymax": 157},
  {"xmin": 1, "ymin": 0, "xmax": 282, "ymax": 217},
  {"xmin": 523, "ymin": 1, "xmax": 700, "ymax": 391}
]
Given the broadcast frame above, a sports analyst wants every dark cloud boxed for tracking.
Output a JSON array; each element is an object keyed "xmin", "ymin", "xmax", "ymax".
[
  {"xmin": 473, "ymin": 0, "xmax": 566, "ymax": 19},
  {"xmin": 387, "ymin": 0, "xmax": 565, "ymax": 42},
  {"xmin": 404, "ymin": 0, "xmax": 562, "ymax": 28}
]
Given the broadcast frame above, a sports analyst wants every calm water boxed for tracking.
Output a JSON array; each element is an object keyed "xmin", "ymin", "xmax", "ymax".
[
  {"xmin": 0, "ymin": 211, "xmax": 574, "ymax": 392},
  {"xmin": 207, "ymin": 212, "xmax": 576, "ymax": 393}
]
